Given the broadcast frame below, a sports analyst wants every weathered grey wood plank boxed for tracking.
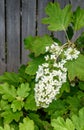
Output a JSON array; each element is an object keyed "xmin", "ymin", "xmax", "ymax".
[
  {"xmin": 6, "ymin": 0, "xmax": 20, "ymax": 72},
  {"xmin": 70, "ymin": 0, "xmax": 84, "ymax": 10},
  {"xmin": 0, "ymin": 0, "xmax": 6, "ymax": 74},
  {"xmin": 54, "ymin": 0, "xmax": 70, "ymax": 43},
  {"xmin": 22, "ymin": 0, "xmax": 36, "ymax": 64},
  {"xmin": 56, "ymin": 0, "xmax": 70, "ymax": 8},
  {"xmin": 38, "ymin": 0, "xmax": 52, "ymax": 36}
]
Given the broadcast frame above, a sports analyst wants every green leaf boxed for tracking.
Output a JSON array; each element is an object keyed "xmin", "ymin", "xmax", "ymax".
[
  {"xmin": 24, "ymin": 36, "xmax": 34, "ymax": 50},
  {"xmin": 42, "ymin": 2, "xmax": 72, "ymax": 31},
  {"xmin": 60, "ymin": 81, "xmax": 70, "ymax": 93},
  {"xmin": 73, "ymin": 7, "xmax": 84, "ymax": 30},
  {"xmin": 66, "ymin": 26, "xmax": 74, "ymax": 40},
  {"xmin": 18, "ymin": 65, "xmax": 29, "ymax": 82},
  {"xmin": 1, "ymin": 109, "xmax": 22, "ymax": 123},
  {"xmin": 66, "ymin": 96, "xmax": 81, "ymax": 115},
  {"xmin": 42, "ymin": 121, "xmax": 53, "ymax": 130},
  {"xmin": 45, "ymin": 99, "xmax": 66, "ymax": 117},
  {"xmin": 29, "ymin": 113, "xmax": 52, "ymax": 130},
  {"xmin": 25, "ymin": 56, "xmax": 45, "ymax": 75},
  {"xmin": 34, "ymin": 125, "xmax": 39, "ymax": 130},
  {"xmin": 0, "ymin": 124, "xmax": 14, "ymax": 130},
  {"xmin": 17, "ymin": 83, "xmax": 30, "ymax": 99},
  {"xmin": 19, "ymin": 117, "xmax": 34, "ymax": 130},
  {"xmin": 11, "ymin": 100, "xmax": 24, "ymax": 112},
  {"xmin": 29, "ymin": 113, "xmax": 44, "ymax": 129},
  {"xmin": 65, "ymin": 54, "xmax": 84, "ymax": 81},
  {"xmin": 24, "ymin": 91, "xmax": 37, "ymax": 111},
  {"xmin": 78, "ymin": 81, "xmax": 84, "ymax": 90},
  {"xmin": 71, "ymin": 107, "xmax": 84, "ymax": 130},
  {"xmin": 24, "ymin": 35, "xmax": 53, "ymax": 56},
  {"xmin": 51, "ymin": 117, "xmax": 75, "ymax": 130},
  {"xmin": 0, "ymin": 72, "xmax": 19, "ymax": 86},
  {"xmin": 76, "ymin": 32, "xmax": 84, "ymax": 54},
  {"xmin": 0, "ymin": 100, "xmax": 10, "ymax": 110},
  {"xmin": 0, "ymin": 83, "xmax": 16, "ymax": 102}
]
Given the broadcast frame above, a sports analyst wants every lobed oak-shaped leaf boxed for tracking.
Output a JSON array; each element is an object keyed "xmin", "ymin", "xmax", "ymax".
[
  {"xmin": 19, "ymin": 117, "xmax": 34, "ymax": 130},
  {"xmin": 71, "ymin": 107, "xmax": 84, "ymax": 130},
  {"xmin": 25, "ymin": 55, "xmax": 45, "ymax": 75},
  {"xmin": 24, "ymin": 35, "xmax": 53, "ymax": 56},
  {"xmin": 65, "ymin": 54, "xmax": 84, "ymax": 81},
  {"xmin": 0, "ymin": 72, "xmax": 19, "ymax": 86},
  {"xmin": 0, "ymin": 124, "xmax": 14, "ymax": 130},
  {"xmin": 24, "ymin": 92, "xmax": 37, "ymax": 111},
  {"xmin": 75, "ymin": 32, "xmax": 84, "ymax": 54},
  {"xmin": 17, "ymin": 83, "xmax": 30, "ymax": 99},
  {"xmin": 51, "ymin": 117, "xmax": 75, "ymax": 130},
  {"xmin": 0, "ymin": 83, "xmax": 16, "ymax": 102},
  {"xmin": 1, "ymin": 109, "xmax": 22, "ymax": 123},
  {"xmin": 73, "ymin": 7, "xmax": 84, "ymax": 31},
  {"xmin": 42, "ymin": 2, "xmax": 72, "ymax": 31},
  {"xmin": 11, "ymin": 100, "xmax": 24, "ymax": 112}
]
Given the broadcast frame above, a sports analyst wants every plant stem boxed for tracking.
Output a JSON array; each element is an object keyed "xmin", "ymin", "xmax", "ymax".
[{"xmin": 64, "ymin": 29, "xmax": 70, "ymax": 42}]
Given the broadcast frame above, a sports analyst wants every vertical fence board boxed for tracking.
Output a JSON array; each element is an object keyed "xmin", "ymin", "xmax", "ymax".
[
  {"xmin": 38, "ymin": 0, "xmax": 52, "ymax": 36},
  {"xmin": 70, "ymin": 0, "xmax": 84, "ymax": 10},
  {"xmin": 6, "ymin": 0, "xmax": 20, "ymax": 72},
  {"xmin": 22, "ymin": 0, "xmax": 36, "ymax": 64},
  {"xmin": 56, "ymin": 0, "xmax": 70, "ymax": 8},
  {"xmin": 0, "ymin": 1, "xmax": 6, "ymax": 74}
]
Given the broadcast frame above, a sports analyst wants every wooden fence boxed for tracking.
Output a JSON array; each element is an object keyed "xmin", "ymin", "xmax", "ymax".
[{"xmin": 0, "ymin": 0, "xmax": 84, "ymax": 74}]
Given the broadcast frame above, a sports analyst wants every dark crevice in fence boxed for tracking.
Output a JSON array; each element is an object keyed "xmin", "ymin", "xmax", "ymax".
[
  {"xmin": 36, "ymin": 0, "xmax": 38, "ymax": 36},
  {"xmin": 20, "ymin": 0, "xmax": 22, "ymax": 64},
  {"xmin": 69, "ymin": 0, "xmax": 71, "ymax": 4},
  {"xmin": 4, "ymin": 0, "xmax": 7, "ymax": 71}
]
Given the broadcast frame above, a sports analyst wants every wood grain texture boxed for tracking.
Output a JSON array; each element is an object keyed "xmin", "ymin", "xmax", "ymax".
[
  {"xmin": 22, "ymin": 0, "xmax": 36, "ymax": 64},
  {"xmin": 70, "ymin": 0, "xmax": 84, "ymax": 10},
  {"xmin": 37, "ymin": 0, "xmax": 52, "ymax": 36},
  {"xmin": 6, "ymin": 0, "xmax": 20, "ymax": 72},
  {"xmin": 0, "ymin": 0, "xmax": 84, "ymax": 74},
  {"xmin": 0, "ymin": 0, "xmax": 6, "ymax": 74},
  {"xmin": 55, "ymin": 0, "xmax": 70, "ymax": 8}
]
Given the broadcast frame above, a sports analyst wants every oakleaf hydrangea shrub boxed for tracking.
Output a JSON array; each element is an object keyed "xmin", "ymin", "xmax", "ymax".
[
  {"xmin": 0, "ymin": 2, "xmax": 84, "ymax": 130},
  {"xmin": 34, "ymin": 43, "xmax": 80, "ymax": 108}
]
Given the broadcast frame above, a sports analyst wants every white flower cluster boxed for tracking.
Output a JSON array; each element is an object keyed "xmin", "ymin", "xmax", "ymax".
[
  {"xmin": 64, "ymin": 47, "xmax": 80, "ymax": 61},
  {"xmin": 34, "ymin": 42, "xmax": 80, "ymax": 108}
]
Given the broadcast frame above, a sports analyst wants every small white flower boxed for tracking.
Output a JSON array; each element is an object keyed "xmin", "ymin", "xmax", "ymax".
[
  {"xmin": 44, "ymin": 55, "xmax": 49, "ymax": 61},
  {"xmin": 42, "ymin": 63, "xmax": 49, "ymax": 68},
  {"xmin": 51, "ymin": 44, "xmax": 55, "ymax": 49},
  {"xmin": 64, "ymin": 47, "xmax": 80, "ymax": 61},
  {"xmin": 45, "ymin": 46, "xmax": 49, "ymax": 52},
  {"xmin": 53, "ymin": 63, "xmax": 58, "ymax": 67},
  {"xmin": 53, "ymin": 42, "xmax": 58, "ymax": 46},
  {"xmin": 44, "ymin": 68, "xmax": 49, "ymax": 74},
  {"xmin": 50, "ymin": 54, "xmax": 56, "ymax": 60}
]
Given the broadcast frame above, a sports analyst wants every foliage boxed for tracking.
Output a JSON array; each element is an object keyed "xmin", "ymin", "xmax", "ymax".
[
  {"xmin": 51, "ymin": 117, "xmax": 75, "ymax": 130},
  {"xmin": 51, "ymin": 107, "xmax": 84, "ymax": 130},
  {"xmin": 42, "ymin": 3, "xmax": 72, "ymax": 31},
  {"xmin": 65, "ymin": 54, "xmax": 84, "ymax": 81},
  {"xmin": 73, "ymin": 7, "xmax": 84, "ymax": 30},
  {"xmin": 0, "ymin": 2, "xmax": 84, "ymax": 130},
  {"xmin": 24, "ymin": 35, "xmax": 53, "ymax": 56}
]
